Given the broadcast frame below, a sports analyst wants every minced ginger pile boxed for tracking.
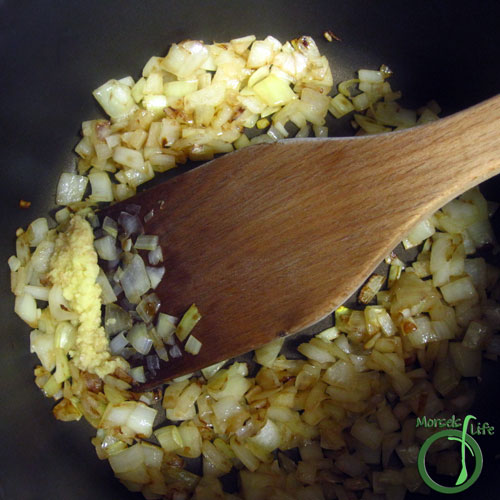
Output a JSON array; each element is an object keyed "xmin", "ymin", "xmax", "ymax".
[{"xmin": 49, "ymin": 215, "xmax": 127, "ymax": 377}]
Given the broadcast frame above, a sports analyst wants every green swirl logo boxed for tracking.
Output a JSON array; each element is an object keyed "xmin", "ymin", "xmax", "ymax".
[{"xmin": 417, "ymin": 415, "xmax": 483, "ymax": 494}]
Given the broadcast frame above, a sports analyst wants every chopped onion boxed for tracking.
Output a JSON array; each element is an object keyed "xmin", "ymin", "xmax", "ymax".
[
  {"xmin": 129, "ymin": 366, "xmax": 146, "ymax": 383},
  {"xmin": 156, "ymin": 313, "xmax": 177, "ymax": 342},
  {"xmin": 146, "ymin": 266, "xmax": 165, "ymax": 290},
  {"xmin": 126, "ymin": 403, "xmax": 157, "ymax": 437},
  {"xmin": 136, "ymin": 293, "xmax": 160, "ymax": 324},
  {"xmin": 126, "ymin": 323, "xmax": 153, "ymax": 355},
  {"xmin": 109, "ymin": 332, "xmax": 129, "ymax": 356},
  {"xmin": 102, "ymin": 216, "xmax": 118, "ymax": 238},
  {"xmin": 134, "ymin": 234, "xmax": 159, "ymax": 251},
  {"xmin": 93, "ymin": 79, "xmax": 137, "ymax": 120},
  {"xmin": 7, "ymin": 255, "xmax": 21, "ymax": 272},
  {"xmin": 184, "ymin": 335, "xmax": 202, "ymax": 355},
  {"xmin": 175, "ymin": 304, "xmax": 201, "ymax": 342},
  {"xmin": 56, "ymin": 172, "xmax": 88, "ymax": 205},
  {"xmin": 149, "ymin": 327, "xmax": 169, "ymax": 362},
  {"xmin": 31, "ymin": 240, "xmax": 55, "ymax": 273},
  {"xmin": 169, "ymin": 344, "xmax": 182, "ymax": 359},
  {"xmin": 96, "ymin": 268, "xmax": 117, "ymax": 304},
  {"xmin": 24, "ymin": 285, "xmax": 49, "ymax": 302},
  {"xmin": 120, "ymin": 254, "xmax": 151, "ymax": 304},
  {"xmin": 148, "ymin": 246, "xmax": 163, "ymax": 265},
  {"xmin": 48, "ymin": 285, "xmax": 77, "ymax": 322},
  {"xmin": 27, "ymin": 218, "xmax": 49, "ymax": 247},
  {"xmin": 89, "ymin": 170, "xmax": 114, "ymax": 202},
  {"xmin": 94, "ymin": 235, "xmax": 121, "ymax": 261},
  {"xmin": 118, "ymin": 212, "xmax": 144, "ymax": 237},
  {"xmin": 104, "ymin": 303, "xmax": 132, "ymax": 336},
  {"xmin": 143, "ymin": 209, "xmax": 154, "ymax": 223}
]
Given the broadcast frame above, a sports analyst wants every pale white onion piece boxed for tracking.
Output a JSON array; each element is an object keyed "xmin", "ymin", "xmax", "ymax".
[
  {"xmin": 30, "ymin": 329, "xmax": 55, "ymax": 371},
  {"xmin": 129, "ymin": 366, "xmax": 146, "ymax": 384},
  {"xmin": 134, "ymin": 235, "xmax": 159, "ymax": 251},
  {"xmin": 31, "ymin": 240, "xmax": 55, "ymax": 274},
  {"xmin": 109, "ymin": 332, "xmax": 129, "ymax": 356},
  {"xmin": 56, "ymin": 173, "xmax": 88, "ymax": 205},
  {"xmin": 104, "ymin": 303, "xmax": 132, "ymax": 336},
  {"xmin": 126, "ymin": 323, "xmax": 153, "ymax": 355},
  {"xmin": 27, "ymin": 218, "xmax": 49, "ymax": 247},
  {"xmin": 7, "ymin": 255, "xmax": 21, "ymax": 272},
  {"xmin": 120, "ymin": 254, "xmax": 151, "ymax": 304},
  {"xmin": 89, "ymin": 170, "xmax": 114, "ymax": 202},
  {"xmin": 126, "ymin": 403, "xmax": 157, "ymax": 437},
  {"xmin": 24, "ymin": 285, "xmax": 49, "ymax": 302},
  {"xmin": 184, "ymin": 335, "xmax": 202, "ymax": 355},
  {"xmin": 148, "ymin": 246, "xmax": 163, "ymax": 265},
  {"xmin": 146, "ymin": 266, "xmax": 165, "ymax": 290},
  {"xmin": 96, "ymin": 269, "xmax": 117, "ymax": 305},
  {"xmin": 93, "ymin": 79, "xmax": 137, "ymax": 120},
  {"xmin": 48, "ymin": 285, "xmax": 77, "ymax": 321},
  {"xmin": 94, "ymin": 235, "xmax": 121, "ymax": 261}
]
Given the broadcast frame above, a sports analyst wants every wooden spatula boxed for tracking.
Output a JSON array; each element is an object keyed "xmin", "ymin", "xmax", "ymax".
[{"xmin": 103, "ymin": 95, "xmax": 500, "ymax": 389}]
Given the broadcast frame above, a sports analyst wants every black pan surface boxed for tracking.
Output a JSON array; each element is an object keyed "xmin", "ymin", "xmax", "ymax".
[{"xmin": 1, "ymin": 1, "xmax": 499, "ymax": 499}]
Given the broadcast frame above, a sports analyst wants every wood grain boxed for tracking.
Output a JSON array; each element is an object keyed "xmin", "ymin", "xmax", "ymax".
[{"xmin": 103, "ymin": 95, "xmax": 500, "ymax": 389}]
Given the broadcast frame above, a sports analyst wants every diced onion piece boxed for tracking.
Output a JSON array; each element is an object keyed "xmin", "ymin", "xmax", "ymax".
[
  {"xmin": 449, "ymin": 342, "xmax": 481, "ymax": 377},
  {"xmin": 48, "ymin": 285, "xmax": 77, "ymax": 322},
  {"xmin": 129, "ymin": 366, "xmax": 146, "ymax": 384},
  {"xmin": 162, "ymin": 41, "xmax": 209, "ymax": 79},
  {"xmin": 155, "ymin": 425, "xmax": 183, "ymax": 453},
  {"xmin": 30, "ymin": 329, "xmax": 55, "ymax": 371},
  {"xmin": 102, "ymin": 216, "xmax": 118, "ymax": 238},
  {"xmin": 146, "ymin": 266, "xmax": 165, "ymax": 290},
  {"xmin": 31, "ymin": 240, "xmax": 55, "ymax": 273},
  {"xmin": 118, "ymin": 212, "xmax": 144, "ymax": 237},
  {"xmin": 109, "ymin": 332, "xmax": 129, "ymax": 356},
  {"xmin": 89, "ymin": 170, "xmax": 114, "ymax": 202},
  {"xmin": 104, "ymin": 303, "xmax": 132, "ymax": 336},
  {"xmin": 149, "ymin": 327, "xmax": 169, "ymax": 362},
  {"xmin": 359, "ymin": 274, "xmax": 385, "ymax": 304},
  {"xmin": 358, "ymin": 69, "xmax": 384, "ymax": 83},
  {"xmin": 96, "ymin": 268, "xmax": 117, "ymax": 304},
  {"xmin": 126, "ymin": 323, "xmax": 153, "ymax": 355},
  {"xmin": 169, "ymin": 344, "xmax": 183, "ymax": 359},
  {"xmin": 201, "ymin": 360, "xmax": 226, "ymax": 380},
  {"xmin": 136, "ymin": 293, "xmax": 161, "ymax": 324},
  {"xmin": 94, "ymin": 235, "xmax": 121, "ymax": 261},
  {"xmin": 440, "ymin": 276, "xmax": 478, "ymax": 305},
  {"xmin": 56, "ymin": 173, "xmax": 88, "ymax": 205},
  {"xmin": 148, "ymin": 246, "xmax": 163, "ymax": 265},
  {"xmin": 402, "ymin": 218, "xmax": 435, "ymax": 249},
  {"xmin": 8, "ymin": 255, "xmax": 21, "ymax": 272},
  {"xmin": 126, "ymin": 402, "xmax": 157, "ymax": 437},
  {"xmin": 351, "ymin": 419, "xmax": 383, "ymax": 450},
  {"xmin": 134, "ymin": 235, "xmax": 159, "ymax": 251},
  {"xmin": 156, "ymin": 313, "xmax": 177, "ymax": 342},
  {"xmin": 113, "ymin": 146, "xmax": 145, "ymax": 170},
  {"xmin": 24, "ymin": 285, "xmax": 50, "ymax": 301},
  {"xmin": 176, "ymin": 304, "xmax": 201, "ymax": 342},
  {"xmin": 316, "ymin": 326, "xmax": 340, "ymax": 342},
  {"xmin": 27, "ymin": 218, "xmax": 49, "ymax": 247},
  {"xmin": 247, "ymin": 418, "xmax": 281, "ymax": 452},
  {"xmin": 120, "ymin": 254, "xmax": 151, "ymax": 304},
  {"xmin": 184, "ymin": 335, "xmax": 202, "ymax": 355},
  {"xmin": 254, "ymin": 337, "xmax": 284, "ymax": 367},
  {"xmin": 93, "ymin": 79, "xmax": 137, "ymax": 120},
  {"xmin": 253, "ymin": 74, "xmax": 296, "ymax": 107}
]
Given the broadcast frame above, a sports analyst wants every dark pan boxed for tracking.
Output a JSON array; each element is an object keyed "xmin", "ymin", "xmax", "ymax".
[{"xmin": 0, "ymin": 1, "xmax": 499, "ymax": 498}]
